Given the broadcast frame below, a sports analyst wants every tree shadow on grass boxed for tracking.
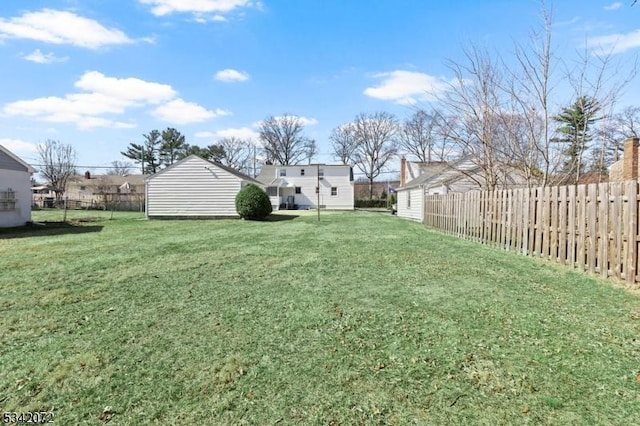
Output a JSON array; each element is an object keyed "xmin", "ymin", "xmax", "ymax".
[
  {"xmin": 262, "ymin": 214, "xmax": 299, "ymax": 222},
  {"xmin": 0, "ymin": 221, "xmax": 104, "ymax": 239}
]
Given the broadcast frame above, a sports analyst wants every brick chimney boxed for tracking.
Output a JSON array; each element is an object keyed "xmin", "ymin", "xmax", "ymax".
[
  {"xmin": 623, "ymin": 137, "xmax": 640, "ymax": 181},
  {"xmin": 400, "ymin": 156, "xmax": 407, "ymax": 187}
]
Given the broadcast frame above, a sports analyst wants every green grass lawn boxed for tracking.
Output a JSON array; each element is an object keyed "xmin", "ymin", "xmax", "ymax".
[{"xmin": 1, "ymin": 210, "xmax": 639, "ymax": 425}]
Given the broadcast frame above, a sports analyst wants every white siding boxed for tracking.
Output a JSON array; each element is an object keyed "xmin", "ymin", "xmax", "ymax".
[
  {"xmin": 146, "ymin": 157, "xmax": 243, "ymax": 217},
  {"xmin": 396, "ymin": 187, "xmax": 423, "ymax": 222},
  {"xmin": 263, "ymin": 165, "xmax": 354, "ymax": 210},
  {"xmin": 0, "ymin": 169, "xmax": 32, "ymax": 227}
]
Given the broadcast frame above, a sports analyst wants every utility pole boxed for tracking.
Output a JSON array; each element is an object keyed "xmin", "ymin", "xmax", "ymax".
[
  {"xmin": 252, "ymin": 144, "xmax": 257, "ymax": 178},
  {"xmin": 316, "ymin": 163, "xmax": 320, "ymax": 221}
]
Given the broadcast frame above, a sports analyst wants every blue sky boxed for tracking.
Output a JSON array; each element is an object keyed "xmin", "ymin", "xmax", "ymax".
[{"xmin": 1, "ymin": 0, "xmax": 639, "ymax": 176}]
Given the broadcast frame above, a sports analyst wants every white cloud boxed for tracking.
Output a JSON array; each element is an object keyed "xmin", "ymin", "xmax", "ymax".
[
  {"xmin": 195, "ymin": 131, "xmax": 216, "ymax": 138},
  {"xmin": 153, "ymin": 99, "xmax": 230, "ymax": 124},
  {"xmin": 3, "ymin": 71, "xmax": 203, "ymax": 129},
  {"xmin": 587, "ymin": 29, "xmax": 640, "ymax": 54},
  {"xmin": 604, "ymin": 2, "xmax": 622, "ymax": 11},
  {"xmin": 0, "ymin": 138, "xmax": 39, "ymax": 156},
  {"xmin": 214, "ymin": 68, "xmax": 250, "ymax": 82},
  {"xmin": 22, "ymin": 49, "xmax": 68, "ymax": 64},
  {"xmin": 139, "ymin": 0, "xmax": 253, "ymax": 18},
  {"xmin": 364, "ymin": 70, "xmax": 452, "ymax": 105},
  {"xmin": 75, "ymin": 71, "xmax": 176, "ymax": 104},
  {"xmin": 296, "ymin": 116, "xmax": 318, "ymax": 126},
  {"xmin": 213, "ymin": 127, "xmax": 259, "ymax": 140},
  {"xmin": 0, "ymin": 9, "xmax": 132, "ymax": 49}
]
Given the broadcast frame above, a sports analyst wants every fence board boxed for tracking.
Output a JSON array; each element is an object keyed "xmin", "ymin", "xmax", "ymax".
[
  {"xmin": 577, "ymin": 185, "xmax": 587, "ymax": 271},
  {"xmin": 625, "ymin": 181, "xmax": 638, "ymax": 285},
  {"xmin": 611, "ymin": 183, "xmax": 622, "ymax": 278},
  {"xmin": 558, "ymin": 186, "xmax": 567, "ymax": 265},
  {"xmin": 598, "ymin": 183, "xmax": 609, "ymax": 278},
  {"xmin": 541, "ymin": 187, "xmax": 551, "ymax": 258},
  {"xmin": 587, "ymin": 184, "xmax": 598, "ymax": 274},
  {"xmin": 549, "ymin": 186, "xmax": 559, "ymax": 262},
  {"xmin": 568, "ymin": 185, "xmax": 577, "ymax": 267},
  {"xmin": 421, "ymin": 180, "xmax": 640, "ymax": 287},
  {"xmin": 534, "ymin": 188, "xmax": 543, "ymax": 257}
]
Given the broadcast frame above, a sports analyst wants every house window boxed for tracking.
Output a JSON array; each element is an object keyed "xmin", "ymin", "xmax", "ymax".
[
  {"xmin": 267, "ymin": 187, "xmax": 277, "ymax": 196},
  {"xmin": 80, "ymin": 186, "xmax": 87, "ymax": 191},
  {"xmin": 279, "ymin": 169, "xmax": 286, "ymax": 177},
  {"xmin": 300, "ymin": 169, "xmax": 305, "ymax": 176},
  {"xmin": 407, "ymin": 191, "xmax": 411, "ymax": 208},
  {"xmin": 0, "ymin": 189, "xmax": 17, "ymax": 211},
  {"xmin": 295, "ymin": 187, "xmax": 301, "ymax": 194},
  {"xmin": 318, "ymin": 169, "xmax": 324, "ymax": 179},
  {"xmin": 315, "ymin": 186, "xmax": 319, "ymax": 194},
  {"xmin": 331, "ymin": 187, "xmax": 337, "ymax": 196}
]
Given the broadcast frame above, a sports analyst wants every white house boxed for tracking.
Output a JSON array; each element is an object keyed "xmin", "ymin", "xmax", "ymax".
[
  {"xmin": 396, "ymin": 161, "xmax": 451, "ymax": 222},
  {"xmin": 145, "ymin": 155, "xmax": 264, "ymax": 218},
  {"xmin": 256, "ymin": 164, "xmax": 354, "ymax": 210},
  {"xmin": 396, "ymin": 157, "xmax": 532, "ymax": 222},
  {"xmin": 0, "ymin": 144, "xmax": 35, "ymax": 227}
]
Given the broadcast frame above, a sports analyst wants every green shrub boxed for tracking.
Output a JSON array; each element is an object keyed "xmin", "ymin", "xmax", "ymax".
[
  {"xmin": 235, "ymin": 184, "xmax": 272, "ymax": 220},
  {"xmin": 355, "ymin": 199, "xmax": 389, "ymax": 208}
]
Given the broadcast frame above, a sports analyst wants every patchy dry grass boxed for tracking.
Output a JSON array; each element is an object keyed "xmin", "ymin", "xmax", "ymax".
[{"xmin": 1, "ymin": 210, "xmax": 639, "ymax": 424}]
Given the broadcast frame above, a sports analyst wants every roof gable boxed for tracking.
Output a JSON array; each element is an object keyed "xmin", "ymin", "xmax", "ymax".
[
  {"xmin": 146, "ymin": 155, "xmax": 263, "ymax": 185},
  {"xmin": 0, "ymin": 144, "xmax": 35, "ymax": 173}
]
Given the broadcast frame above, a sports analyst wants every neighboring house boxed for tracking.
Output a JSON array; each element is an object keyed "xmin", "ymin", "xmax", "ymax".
[
  {"xmin": 0, "ymin": 144, "xmax": 35, "ymax": 227},
  {"xmin": 66, "ymin": 172, "xmax": 146, "ymax": 210},
  {"xmin": 256, "ymin": 164, "xmax": 354, "ymax": 210},
  {"xmin": 31, "ymin": 185, "xmax": 56, "ymax": 208},
  {"xmin": 396, "ymin": 160, "xmax": 451, "ymax": 222},
  {"xmin": 396, "ymin": 157, "xmax": 530, "ymax": 222},
  {"xmin": 146, "ymin": 155, "xmax": 263, "ymax": 218}
]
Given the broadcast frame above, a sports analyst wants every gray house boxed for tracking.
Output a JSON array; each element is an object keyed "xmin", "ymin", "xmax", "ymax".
[
  {"xmin": 145, "ymin": 155, "xmax": 263, "ymax": 218},
  {"xmin": 0, "ymin": 144, "xmax": 35, "ymax": 227}
]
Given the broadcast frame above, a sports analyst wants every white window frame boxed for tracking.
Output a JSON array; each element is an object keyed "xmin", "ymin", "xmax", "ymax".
[
  {"xmin": 0, "ymin": 189, "xmax": 17, "ymax": 211},
  {"xmin": 331, "ymin": 187, "xmax": 337, "ymax": 196}
]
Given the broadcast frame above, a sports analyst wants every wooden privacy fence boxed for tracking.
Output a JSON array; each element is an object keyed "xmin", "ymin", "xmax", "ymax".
[{"xmin": 423, "ymin": 181, "xmax": 639, "ymax": 286}]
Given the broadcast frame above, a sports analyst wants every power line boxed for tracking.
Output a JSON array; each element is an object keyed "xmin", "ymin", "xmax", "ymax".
[{"xmin": 29, "ymin": 163, "xmax": 128, "ymax": 170}]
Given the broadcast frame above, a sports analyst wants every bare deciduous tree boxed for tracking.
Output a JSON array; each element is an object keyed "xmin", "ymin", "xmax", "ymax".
[
  {"xmin": 303, "ymin": 139, "xmax": 317, "ymax": 165},
  {"xmin": 37, "ymin": 139, "xmax": 77, "ymax": 203},
  {"xmin": 508, "ymin": 2, "xmax": 558, "ymax": 186},
  {"xmin": 216, "ymin": 137, "xmax": 253, "ymax": 173},
  {"xmin": 351, "ymin": 112, "xmax": 399, "ymax": 199},
  {"xmin": 330, "ymin": 123, "xmax": 358, "ymax": 165},
  {"xmin": 440, "ymin": 44, "xmax": 506, "ymax": 190},
  {"xmin": 598, "ymin": 105, "xmax": 640, "ymax": 166},
  {"xmin": 399, "ymin": 109, "xmax": 439, "ymax": 162},
  {"xmin": 107, "ymin": 160, "xmax": 134, "ymax": 176},
  {"xmin": 562, "ymin": 41, "xmax": 636, "ymax": 182},
  {"xmin": 258, "ymin": 114, "xmax": 313, "ymax": 165}
]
